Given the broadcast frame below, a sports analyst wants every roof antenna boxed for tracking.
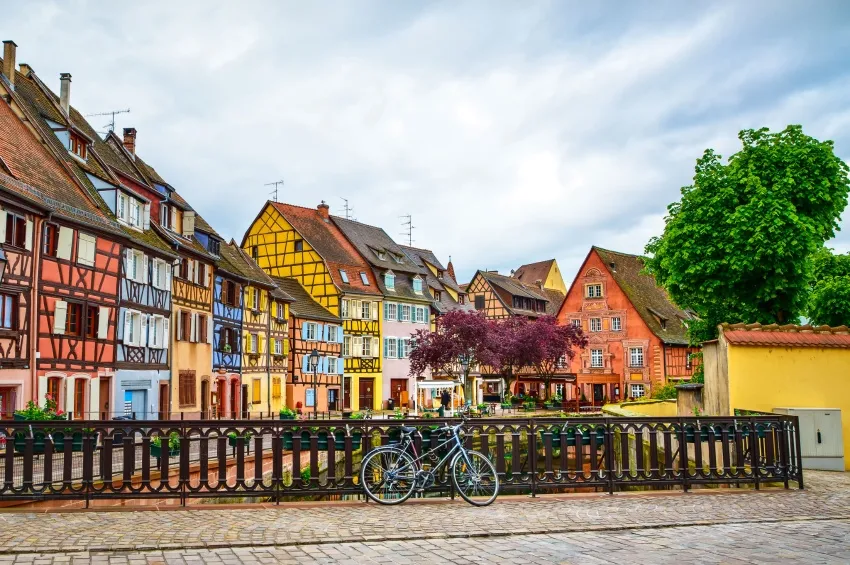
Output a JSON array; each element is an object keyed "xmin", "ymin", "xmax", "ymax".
[
  {"xmin": 340, "ymin": 197, "xmax": 355, "ymax": 220},
  {"xmin": 265, "ymin": 180, "xmax": 284, "ymax": 202},
  {"xmin": 85, "ymin": 108, "xmax": 130, "ymax": 134},
  {"xmin": 400, "ymin": 214, "xmax": 414, "ymax": 246}
]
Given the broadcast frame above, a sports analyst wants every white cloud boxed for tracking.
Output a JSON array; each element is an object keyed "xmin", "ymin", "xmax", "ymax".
[{"xmin": 4, "ymin": 0, "xmax": 849, "ymax": 282}]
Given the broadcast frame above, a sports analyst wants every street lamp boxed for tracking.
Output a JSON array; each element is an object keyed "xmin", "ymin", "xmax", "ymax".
[
  {"xmin": 0, "ymin": 248, "xmax": 7, "ymax": 283},
  {"xmin": 458, "ymin": 353, "xmax": 470, "ymax": 410},
  {"xmin": 308, "ymin": 348, "xmax": 320, "ymax": 418}
]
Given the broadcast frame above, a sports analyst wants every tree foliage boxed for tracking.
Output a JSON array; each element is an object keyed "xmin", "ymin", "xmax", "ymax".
[
  {"xmin": 523, "ymin": 316, "xmax": 587, "ymax": 400},
  {"xmin": 645, "ymin": 126, "xmax": 850, "ymax": 343},
  {"xmin": 807, "ymin": 247, "xmax": 850, "ymax": 326}
]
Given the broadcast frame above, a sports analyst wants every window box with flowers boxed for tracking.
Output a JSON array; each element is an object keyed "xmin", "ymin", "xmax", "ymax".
[
  {"xmin": 12, "ymin": 397, "xmax": 88, "ymax": 454},
  {"xmin": 150, "ymin": 431, "xmax": 181, "ymax": 458}
]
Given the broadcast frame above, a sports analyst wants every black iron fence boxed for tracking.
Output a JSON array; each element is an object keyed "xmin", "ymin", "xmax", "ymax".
[{"xmin": 0, "ymin": 415, "xmax": 803, "ymax": 505}]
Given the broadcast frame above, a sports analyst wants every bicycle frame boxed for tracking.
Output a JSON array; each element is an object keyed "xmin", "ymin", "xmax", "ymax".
[{"xmin": 374, "ymin": 424, "xmax": 473, "ymax": 481}]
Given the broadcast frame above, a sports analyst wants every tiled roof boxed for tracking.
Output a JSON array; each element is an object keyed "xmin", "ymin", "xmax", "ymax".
[
  {"xmin": 216, "ymin": 241, "xmax": 279, "ymax": 287},
  {"xmin": 332, "ymin": 217, "xmax": 425, "ymax": 274},
  {"xmin": 398, "ymin": 244, "xmax": 463, "ymax": 294},
  {"xmin": 399, "ymin": 246, "xmax": 473, "ymax": 313},
  {"xmin": 541, "ymin": 288, "xmax": 566, "ymax": 316},
  {"xmin": 194, "ymin": 213, "xmax": 221, "ymax": 238},
  {"xmin": 101, "ymin": 133, "xmax": 148, "ymax": 186},
  {"xmin": 271, "ymin": 276, "xmax": 339, "ymax": 323},
  {"xmin": 476, "ymin": 270, "xmax": 556, "ymax": 318},
  {"xmin": 271, "ymin": 202, "xmax": 380, "ymax": 295},
  {"xmin": 721, "ymin": 323, "xmax": 850, "ymax": 348},
  {"xmin": 593, "ymin": 247, "xmax": 691, "ymax": 345},
  {"xmin": 513, "ymin": 259, "xmax": 555, "ymax": 287}
]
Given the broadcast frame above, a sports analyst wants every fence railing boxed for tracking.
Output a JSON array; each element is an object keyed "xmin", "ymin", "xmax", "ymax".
[{"xmin": 0, "ymin": 415, "xmax": 803, "ymax": 505}]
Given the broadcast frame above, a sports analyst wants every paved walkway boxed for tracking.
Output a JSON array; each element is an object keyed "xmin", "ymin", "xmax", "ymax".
[{"xmin": 0, "ymin": 471, "xmax": 847, "ymax": 563}]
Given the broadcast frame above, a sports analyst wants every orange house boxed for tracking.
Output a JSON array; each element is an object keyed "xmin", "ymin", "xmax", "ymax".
[{"xmin": 557, "ymin": 247, "xmax": 699, "ymax": 403}]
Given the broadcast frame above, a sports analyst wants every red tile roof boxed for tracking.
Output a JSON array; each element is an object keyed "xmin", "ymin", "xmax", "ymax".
[
  {"xmin": 271, "ymin": 202, "xmax": 380, "ymax": 295},
  {"xmin": 513, "ymin": 259, "xmax": 554, "ymax": 287},
  {"xmin": 721, "ymin": 323, "xmax": 850, "ymax": 348}
]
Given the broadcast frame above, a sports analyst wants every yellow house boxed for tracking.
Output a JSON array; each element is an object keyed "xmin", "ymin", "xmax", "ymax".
[
  {"xmin": 242, "ymin": 201, "xmax": 383, "ymax": 411},
  {"xmin": 703, "ymin": 323, "xmax": 850, "ymax": 471}
]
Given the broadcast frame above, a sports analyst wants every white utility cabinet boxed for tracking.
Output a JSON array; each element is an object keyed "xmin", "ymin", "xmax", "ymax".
[{"xmin": 773, "ymin": 408, "xmax": 844, "ymax": 471}]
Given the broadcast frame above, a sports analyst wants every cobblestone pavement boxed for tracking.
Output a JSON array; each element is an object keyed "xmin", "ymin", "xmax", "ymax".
[
  {"xmin": 2, "ymin": 519, "xmax": 849, "ymax": 564},
  {"xmin": 0, "ymin": 471, "xmax": 846, "ymax": 559}
]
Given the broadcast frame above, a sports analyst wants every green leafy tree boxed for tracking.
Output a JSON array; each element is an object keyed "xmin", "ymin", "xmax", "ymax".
[
  {"xmin": 645, "ymin": 126, "xmax": 850, "ymax": 343},
  {"xmin": 808, "ymin": 247, "xmax": 850, "ymax": 326}
]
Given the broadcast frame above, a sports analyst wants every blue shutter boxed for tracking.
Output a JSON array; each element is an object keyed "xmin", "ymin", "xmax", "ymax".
[
  {"xmin": 302, "ymin": 355, "xmax": 309, "ymax": 373},
  {"xmin": 323, "ymin": 357, "xmax": 329, "ymax": 373},
  {"xmin": 383, "ymin": 337, "xmax": 389, "ymax": 358},
  {"xmin": 424, "ymin": 307, "xmax": 430, "ymax": 324},
  {"xmin": 314, "ymin": 323, "xmax": 323, "ymax": 341},
  {"xmin": 301, "ymin": 323, "xmax": 307, "ymax": 341},
  {"xmin": 338, "ymin": 327, "xmax": 344, "ymax": 344}
]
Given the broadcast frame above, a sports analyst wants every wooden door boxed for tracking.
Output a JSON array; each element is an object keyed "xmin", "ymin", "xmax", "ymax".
[
  {"xmin": 343, "ymin": 377, "xmax": 351, "ymax": 410},
  {"xmin": 593, "ymin": 384, "xmax": 604, "ymax": 404},
  {"xmin": 0, "ymin": 387, "xmax": 16, "ymax": 419},
  {"xmin": 74, "ymin": 379, "xmax": 86, "ymax": 419},
  {"xmin": 201, "ymin": 379, "xmax": 210, "ymax": 419},
  {"xmin": 159, "ymin": 383, "xmax": 169, "ymax": 420},
  {"xmin": 391, "ymin": 379, "xmax": 407, "ymax": 408},
  {"xmin": 99, "ymin": 377, "xmax": 110, "ymax": 419},
  {"xmin": 358, "ymin": 378, "xmax": 374, "ymax": 411},
  {"xmin": 240, "ymin": 384, "xmax": 248, "ymax": 419}
]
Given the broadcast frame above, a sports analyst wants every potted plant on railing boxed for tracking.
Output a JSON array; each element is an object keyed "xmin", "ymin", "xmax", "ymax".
[
  {"xmin": 539, "ymin": 424, "xmax": 605, "ymax": 449},
  {"xmin": 150, "ymin": 431, "xmax": 180, "ymax": 458},
  {"xmin": 13, "ymin": 397, "xmax": 78, "ymax": 454},
  {"xmin": 222, "ymin": 343, "xmax": 232, "ymax": 353},
  {"xmin": 228, "ymin": 430, "xmax": 254, "ymax": 451},
  {"xmin": 279, "ymin": 407, "xmax": 297, "ymax": 420}
]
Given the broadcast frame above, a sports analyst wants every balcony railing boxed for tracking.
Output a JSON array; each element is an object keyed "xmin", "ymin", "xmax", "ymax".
[{"xmin": 0, "ymin": 415, "xmax": 803, "ymax": 505}]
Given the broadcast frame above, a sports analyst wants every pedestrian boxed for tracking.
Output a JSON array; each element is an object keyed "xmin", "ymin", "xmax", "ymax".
[{"xmin": 440, "ymin": 390, "xmax": 451, "ymax": 409}]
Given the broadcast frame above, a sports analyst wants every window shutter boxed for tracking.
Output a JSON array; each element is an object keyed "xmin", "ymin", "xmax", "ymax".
[
  {"xmin": 259, "ymin": 334, "xmax": 266, "ymax": 354},
  {"xmin": 175, "ymin": 310, "xmax": 183, "ymax": 341},
  {"xmin": 302, "ymin": 355, "xmax": 309, "ymax": 373},
  {"xmin": 300, "ymin": 323, "xmax": 307, "ymax": 341},
  {"xmin": 98, "ymin": 306, "xmax": 109, "ymax": 340},
  {"xmin": 57, "ymin": 226, "xmax": 73, "ymax": 260},
  {"xmin": 316, "ymin": 323, "xmax": 324, "ymax": 341},
  {"xmin": 424, "ymin": 308, "xmax": 430, "ymax": 324},
  {"xmin": 24, "ymin": 219, "xmax": 33, "ymax": 251},
  {"xmin": 142, "ymin": 203, "xmax": 151, "ymax": 230},
  {"xmin": 338, "ymin": 328, "xmax": 344, "ymax": 344},
  {"xmin": 207, "ymin": 315, "xmax": 213, "ymax": 345},
  {"xmin": 170, "ymin": 206, "xmax": 177, "ymax": 231},
  {"xmin": 353, "ymin": 336, "xmax": 362, "ymax": 357},
  {"xmin": 372, "ymin": 337, "xmax": 380, "ymax": 358},
  {"xmin": 141, "ymin": 314, "xmax": 149, "ymax": 347},
  {"xmin": 123, "ymin": 310, "xmax": 132, "ymax": 344},
  {"xmin": 190, "ymin": 312, "xmax": 197, "ymax": 343},
  {"xmin": 383, "ymin": 337, "xmax": 389, "ymax": 358},
  {"xmin": 352, "ymin": 300, "xmax": 360, "ymax": 319},
  {"xmin": 53, "ymin": 300, "xmax": 67, "ymax": 335},
  {"xmin": 384, "ymin": 302, "xmax": 389, "ymax": 320},
  {"xmin": 371, "ymin": 302, "xmax": 378, "ymax": 321},
  {"xmin": 0, "ymin": 212, "xmax": 6, "ymax": 241},
  {"xmin": 38, "ymin": 375, "xmax": 48, "ymax": 406},
  {"xmin": 163, "ymin": 318, "xmax": 170, "ymax": 349},
  {"xmin": 141, "ymin": 254, "xmax": 149, "ymax": 284}
]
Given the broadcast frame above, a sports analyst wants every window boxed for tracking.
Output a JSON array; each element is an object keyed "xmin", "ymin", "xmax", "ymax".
[
  {"xmin": 385, "ymin": 302, "xmax": 397, "ymax": 321},
  {"xmin": 67, "ymin": 302, "xmax": 83, "ymax": 336},
  {"xmin": 590, "ymin": 318, "xmax": 602, "ymax": 332},
  {"xmin": 327, "ymin": 325, "xmax": 338, "ymax": 343},
  {"xmin": 571, "ymin": 319, "xmax": 581, "ymax": 328},
  {"xmin": 397, "ymin": 338, "xmax": 409, "ymax": 359},
  {"xmin": 361, "ymin": 301, "xmax": 371, "ymax": 320},
  {"xmin": 251, "ymin": 245, "xmax": 258, "ymax": 261},
  {"xmin": 0, "ymin": 293, "xmax": 17, "ymax": 329},
  {"xmin": 339, "ymin": 270, "xmax": 349, "ymax": 283},
  {"xmin": 272, "ymin": 377, "xmax": 282, "ymax": 399},
  {"xmin": 247, "ymin": 333, "xmax": 257, "ymax": 353},
  {"xmin": 556, "ymin": 355, "xmax": 567, "ymax": 368},
  {"xmin": 362, "ymin": 337, "xmax": 372, "ymax": 358},
  {"xmin": 412, "ymin": 277, "xmax": 423, "ymax": 294},
  {"xmin": 343, "ymin": 335, "xmax": 351, "ymax": 357},
  {"xmin": 304, "ymin": 322, "xmax": 317, "ymax": 341},
  {"xmin": 273, "ymin": 338, "xmax": 283, "ymax": 355},
  {"xmin": 252, "ymin": 379, "xmax": 262, "ymax": 404},
  {"xmin": 198, "ymin": 314, "xmax": 208, "ymax": 343},
  {"xmin": 179, "ymin": 371, "xmax": 197, "ymax": 407},
  {"xmin": 360, "ymin": 272, "xmax": 369, "ymax": 285},
  {"xmin": 160, "ymin": 203, "xmax": 170, "ymax": 229},
  {"xmin": 400, "ymin": 304, "xmax": 411, "ymax": 322},
  {"xmin": 590, "ymin": 349, "xmax": 603, "ymax": 368},
  {"xmin": 630, "ymin": 384, "xmax": 645, "ymax": 399},
  {"xmin": 414, "ymin": 306, "xmax": 425, "ymax": 323},
  {"xmin": 611, "ymin": 317, "xmax": 621, "ymax": 331},
  {"xmin": 327, "ymin": 357, "xmax": 338, "ymax": 374},
  {"xmin": 292, "ymin": 239, "xmax": 303, "ymax": 252},
  {"xmin": 124, "ymin": 310, "xmax": 141, "ymax": 345},
  {"xmin": 458, "ymin": 294, "xmax": 465, "ymax": 305},
  {"xmin": 629, "ymin": 347, "xmax": 644, "ymax": 368},
  {"xmin": 374, "ymin": 249, "xmax": 386, "ymax": 261},
  {"xmin": 42, "ymin": 223, "xmax": 58, "ymax": 257},
  {"xmin": 4, "ymin": 213, "xmax": 27, "ymax": 248},
  {"xmin": 149, "ymin": 315, "xmax": 165, "ymax": 348},
  {"xmin": 85, "ymin": 305, "xmax": 99, "ymax": 339},
  {"xmin": 341, "ymin": 299, "xmax": 349, "ymax": 319},
  {"xmin": 77, "ymin": 233, "xmax": 96, "ymax": 267},
  {"xmin": 129, "ymin": 199, "xmax": 140, "ymax": 227},
  {"xmin": 474, "ymin": 295, "xmax": 485, "ymax": 310},
  {"xmin": 385, "ymin": 337, "xmax": 397, "ymax": 358},
  {"xmin": 385, "ymin": 272, "xmax": 395, "ymax": 290},
  {"xmin": 69, "ymin": 133, "xmax": 87, "ymax": 159},
  {"xmin": 73, "ymin": 378, "xmax": 85, "ymax": 419},
  {"xmin": 586, "ymin": 284, "xmax": 602, "ymax": 298},
  {"xmin": 152, "ymin": 259, "xmax": 169, "ymax": 290},
  {"xmin": 47, "ymin": 377, "xmax": 61, "ymax": 403},
  {"xmin": 179, "ymin": 310, "xmax": 191, "ymax": 341},
  {"xmin": 434, "ymin": 290, "xmax": 441, "ymax": 302}
]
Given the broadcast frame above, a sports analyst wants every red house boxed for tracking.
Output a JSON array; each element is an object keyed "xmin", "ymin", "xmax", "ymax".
[{"xmin": 557, "ymin": 247, "xmax": 699, "ymax": 404}]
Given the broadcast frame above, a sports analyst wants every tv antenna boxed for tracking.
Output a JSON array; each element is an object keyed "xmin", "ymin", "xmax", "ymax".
[
  {"xmin": 265, "ymin": 180, "xmax": 284, "ymax": 202},
  {"xmin": 340, "ymin": 197, "xmax": 355, "ymax": 220},
  {"xmin": 400, "ymin": 214, "xmax": 414, "ymax": 246},
  {"xmin": 85, "ymin": 108, "xmax": 130, "ymax": 133}
]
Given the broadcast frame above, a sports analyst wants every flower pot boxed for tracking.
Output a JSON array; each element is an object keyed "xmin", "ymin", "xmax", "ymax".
[
  {"xmin": 279, "ymin": 413, "xmax": 297, "ymax": 420},
  {"xmin": 14, "ymin": 431, "xmax": 83, "ymax": 454},
  {"xmin": 684, "ymin": 425, "xmax": 725, "ymax": 442},
  {"xmin": 228, "ymin": 436, "xmax": 253, "ymax": 448},
  {"xmin": 540, "ymin": 427, "xmax": 604, "ymax": 449},
  {"xmin": 150, "ymin": 443, "xmax": 180, "ymax": 458},
  {"xmin": 332, "ymin": 430, "xmax": 362, "ymax": 450}
]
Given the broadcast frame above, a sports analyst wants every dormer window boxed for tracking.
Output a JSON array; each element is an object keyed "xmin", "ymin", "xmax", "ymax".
[
  {"xmin": 339, "ymin": 270, "xmax": 349, "ymax": 283},
  {"xmin": 160, "ymin": 203, "xmax": 171, "ymax": 229},
  {"xmin": 360, "ymin": 272, "xmax": 370, "ymax": 285},
  {"xmin": 374, "ymin": 249, "xmax": 387, "ymax": 261},
  {"xmin": 458, "ymin": 294, "xmax": 465, "ymax": 305},
  {"xmin": 129, "ymin": 199, "xmax": 141, "ymax": 227},
  {"xmin": 434, "ymin": 290, "xmax": 441, "ymax": 301},
  {"xmin": 437, "ymin": 271, "xmax": 444, "ymax": 279},
  {"xmin": 412, "ymin": 276, "xmax": 423, "ymax": 294},
  {"xmin": 384, "ymin": 272, "xmax": 395, "ymax": 291},
  {"xmin": 392, "ymin": 254, "xmax": 403, "ymax": 264},
  {"xmin": 207, "ymin": 237, "xmax": 220, "ymax": 257},
  {"xmin": 69, "ymin": 133, "xmax": 87, "ymax": 160},
  {"xmin": 116, "ymin": 191, "xmax": 143, "ymax": 229}
]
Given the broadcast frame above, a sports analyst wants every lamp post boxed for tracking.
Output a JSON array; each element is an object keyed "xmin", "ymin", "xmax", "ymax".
[
  {"xmin": 0, "ymin": 248, "xmax": 7, "ymax": 283},
  {"xmin": 459, "ymin": 353, "xmax": 470, "ymax": 411},
  {"xmin": 308, "ymin": 348, "xmax": 319, "ymax": 418}
]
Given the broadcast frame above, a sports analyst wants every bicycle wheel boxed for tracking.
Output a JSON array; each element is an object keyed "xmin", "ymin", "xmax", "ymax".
[
  {"xmin": 360, "ymin": 447, "xmax": 416, "ymax": 505},
  {"xmin": 452, "ymin": 450, "xmax": 499, "ymax": 507}
]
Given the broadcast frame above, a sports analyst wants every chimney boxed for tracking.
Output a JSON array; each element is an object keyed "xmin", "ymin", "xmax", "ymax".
[
  {"xmin": 317, "ymin": 200, "xmax": 330, "ymax": 221},
  {"xmin": 18, "ymin": 63, "xmax": 31, "ymax": 77},
  {"xmin": 59, "ymin": 72, "xmax": 71, "ymax": 116},
  {"xmin": 2, "ymin": 41, "xmax": 16, "ymax": 90},
  {"xmin": 123, "ymin": 127, "xmax": 137, "ymax": 158},
  {"xmin": 535, "ymin": 279, "xmax": 544, "ymax": 289}
]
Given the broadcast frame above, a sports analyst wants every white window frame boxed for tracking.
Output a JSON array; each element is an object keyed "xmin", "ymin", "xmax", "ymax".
[
  {"xmin": 117, "ymin": 193, "xmax": 127, "ymax": 223},
  {"xmin": 571, "ymin": 319, "xmax": 581, "ymax": 328},
  {"xmin": 590, "ymin": 318, "xmax": 602, "ymax": 332},
  {"xmin": 586, "ymin": 284, "xmax": 602, "ymax": 298},
  {"xmin": 386, "ymin": 302, "xmax": 397, "ymax": 321},
  {"xmin": 341, "ymin": 299, "xmax": 349, "ymax": 319},
  {"xmin": 386, "ymin": 337, "xmax": 397, "ymax": 358},
  {"xmin": 273, "ymin": 338, "xmax": 283, "ymax": 355},
  {"xmin": 327, "ymin": 325, "xmax": 338, "ymax": 343},
  {"xmin": 304, "ymin": 322, "xmax": 317, "ymax": 341},
  {"xmin": 590, "ymin": 349, "xmax": 603, "ymax": 368},
  {"xmin": 360, "ymin": 272, "xmax": 369, "ymax": 285},
  {"xmin": 414, "ymin": 306, "xmax": 425, "ymax": 323},
  {"xmin": 327, "ymin": 356, "xmax": 338, "ymax": 374},
  {"xmin": 630, "ymin": 347, "xmax": 644, "ymax": 368},
  {"xmin": 630, "ymin": 384, "xmax": 646, "ymax": 398},
  {"xmin": 361, "ymin": 301, "xmax": 371, "ymax": 320},
  {"xmin": 129, "ymin": 198, "xmax": 141, "ymax": 227},
  {"xmin": 362, "ymin": 336, "xmax": 372, "ymax": 358},
  {"xmin": 400, "ymin": 304, "xmax": 411, "ymax": 322},
  {"xmin": 611, "ymin": 317, "xmax": 622, "ymax": 331},
  {"xmin": 343, "ymin": 335, "xmax": 351, "ymax": 357},
  {"xmin": 250, "ymin": 333, "xmax": 259, "ymax": 353}
]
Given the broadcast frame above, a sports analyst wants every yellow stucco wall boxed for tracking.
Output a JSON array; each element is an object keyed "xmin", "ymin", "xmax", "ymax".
[
  {"xmin": 727, "ymin": 345, "xmax": 850, "ymax": 471},
  {"xmin": 544, "ymin": 260, "xmax": 567, "ymax": 294}
]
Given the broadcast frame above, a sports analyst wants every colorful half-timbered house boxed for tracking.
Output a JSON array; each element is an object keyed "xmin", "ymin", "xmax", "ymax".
[
  {"xmin": 272, "ymin": 277, "xmax": 342, "ymax": 413},
  {"xmin": 242, "ymin": 201, "xmax": 382, "ymax": 411},
  {"xmin": 557, "ymin": 247, "xmax": 699, "ymax": 403},
  {"xmin": 333, "ymin": 218, "xmax": 432, "ymax": 410}
]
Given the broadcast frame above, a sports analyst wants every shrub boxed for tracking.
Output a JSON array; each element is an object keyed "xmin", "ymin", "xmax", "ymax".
[
  {"xmin": 651, "ymin": 382, "xmax": 679, "ymax": 400},
  {"xmin": 279, "ymin": 407, "xmax": 297, "ymax": 419}
]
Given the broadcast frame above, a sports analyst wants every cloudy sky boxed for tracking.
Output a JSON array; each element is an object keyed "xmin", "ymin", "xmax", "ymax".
[{"xmin": 5, "ymin": 1, "xmax": 850, "ymax": 283}]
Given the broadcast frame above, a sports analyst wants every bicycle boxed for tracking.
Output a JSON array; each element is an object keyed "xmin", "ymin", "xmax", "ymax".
[{"xmin": 359, "ymin": 417, "xmax": 499, "ymax": 507}]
